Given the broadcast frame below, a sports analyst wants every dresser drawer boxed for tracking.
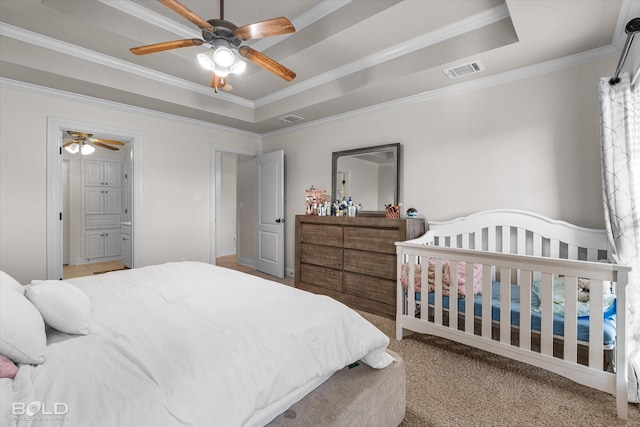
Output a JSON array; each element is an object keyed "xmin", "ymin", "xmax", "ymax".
[
  {"xmin": 300, "ymin": 264, "xmax": 342, "ymax": 292},
  {"xmin": 344, "ymin": 226, "xmax": 401, "ymax": 254},
  {"xmin": 344, "ymin": 272, "xmax": 395, "ymax": 306},
  {"xmin": 300, "ymin": 223, "xmax": 343, "ymax": 247},
  {"xmin": 343, "ymin": 249, "xmax": 395, "ymax": 280},
  {"xmin": 301, "ymin": 243, "xmax": 343, "ymax": 269}
]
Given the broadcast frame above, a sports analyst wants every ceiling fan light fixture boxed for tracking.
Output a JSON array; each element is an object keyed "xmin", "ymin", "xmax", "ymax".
[
  {"xmin": 213, "ymin": 46, "xmax": 235, "ymax": 67},
  {"xmin": 81, "ymin": 144, "xmax": 95, "ymax": 155},
  {"xmin": 197, "ymin": 51, "xmax": 216, "ymax": 71},
  {"xmin": 64, "ymin": 143, "xmax": 80, "ymax": 154},
  {"xmin": 230, "ymin": 58, "xmax": 246, "ymax": 74}
]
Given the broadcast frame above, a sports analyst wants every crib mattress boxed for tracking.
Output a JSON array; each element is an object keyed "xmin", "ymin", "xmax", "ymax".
[{"xmin": 412, "ymin": 282, "xmax": 616, "ymax": 346}]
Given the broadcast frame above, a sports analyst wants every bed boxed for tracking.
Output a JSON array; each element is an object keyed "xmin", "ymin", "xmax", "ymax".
[
  {"xmin": 395, "ymin": 209, "xmax": 632, "ymax": 419},
  {"xmin": 0, "ymin": 261, "xmax": 405, "ymax": 426}
]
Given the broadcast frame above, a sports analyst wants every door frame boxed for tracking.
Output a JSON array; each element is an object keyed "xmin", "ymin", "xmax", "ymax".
[
  {"xmin": 46, "ymin": 116, "xmax": 142, "ymax": 280},
  {"xmin": 210, "ymin": 144, "xmax": 258, "ymax": 266}
]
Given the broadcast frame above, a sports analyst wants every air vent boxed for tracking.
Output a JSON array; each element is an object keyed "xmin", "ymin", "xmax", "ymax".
[
  {"xmin": 443, "ymin": 61, "xmax": 484, "ymax": 79},
  {"xmin": 277, "ymin": 114, "xmax": 304, "ymax": 123}
]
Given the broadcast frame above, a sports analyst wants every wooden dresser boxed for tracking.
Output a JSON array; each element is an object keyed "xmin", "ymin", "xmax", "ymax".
[{"xmin": 295, "ymin": 215, "xmax": 426, "ymax": 319}]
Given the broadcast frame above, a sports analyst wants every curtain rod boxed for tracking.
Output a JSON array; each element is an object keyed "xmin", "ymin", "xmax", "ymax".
[{"xmin": 609, "ymin": 17, "xmax": 640, "ymax": 85}]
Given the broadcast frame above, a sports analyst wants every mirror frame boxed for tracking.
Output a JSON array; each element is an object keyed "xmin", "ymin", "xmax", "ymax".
[{"xmin": 331, "ymin": 143, "xmax": 401, "ymax": 214}]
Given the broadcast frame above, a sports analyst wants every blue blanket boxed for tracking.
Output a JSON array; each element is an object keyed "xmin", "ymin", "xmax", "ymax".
[{"xmin": 411, "ymin": 282, "xmax": 616, "ymax": 345}]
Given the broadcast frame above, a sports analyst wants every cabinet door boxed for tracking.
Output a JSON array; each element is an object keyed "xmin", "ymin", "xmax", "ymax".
[
  {"xmin": 103, "ymin": 188, "xmax": 122, "ymax": 214},
  {"xmin": 85, "ymin": 160, "xmax": 104, "ymax": 186},
  {"xmin": 85, "ymin": 231, "xmax": 105, "ymax": 260},
  {"xmin": 104, "ymin": 230, "xmax": 121, "ymax": 257},
  {"xmin": 104, "ymin": 162, "xmax": 122, "ymax": 187},
  {"xmin": 85, "ymin": 188, "xmax": 105, "ymax": 214}
]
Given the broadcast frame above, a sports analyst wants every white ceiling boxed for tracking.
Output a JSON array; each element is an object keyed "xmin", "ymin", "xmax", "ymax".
[{"xmin": 0, "ymin": 0, "xmax": 637, "ymax": 135}]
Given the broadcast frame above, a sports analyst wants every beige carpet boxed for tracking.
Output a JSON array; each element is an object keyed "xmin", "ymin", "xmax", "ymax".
[{"xmin": 357, "ymin": 311, "xmax": 640, "ymax": 427}]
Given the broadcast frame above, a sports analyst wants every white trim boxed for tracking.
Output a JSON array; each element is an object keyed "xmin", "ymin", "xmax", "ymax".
[
  {"xmin": 262, "ymin": 45, "xmax": 619, "ymax": 137},
  {"xmin": 0, "ymin": 23, "xmax": 252, "ymax": 108},
  {"xmin": 0, "ymin": 78, "xmax": 260, "ymax": 138},
  {"xmin": 1, "ymin": 44, "xmax": 621, "ymax": 140},
  {"xmin": 98, "ymin": 0, "xmax": 200, "ymax": 39},
  {"xmin": 46, "ymin": 117, "xmax": 143, "ymax": 280},
  {"xmin": 210, "ymin": 144, "xmax": 258, "ymax": 266},
  {"xmin": 254, "ymin": 3, "xmax": 509, "ymax": 107}
]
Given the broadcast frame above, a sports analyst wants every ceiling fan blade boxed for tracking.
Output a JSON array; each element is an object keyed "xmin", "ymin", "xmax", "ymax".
[
  {"xmin": 238, "ymin": 46, "xmax": 296, "ymax": 81},
  {"xmin": 62, "ymin": 141, "xmax": 78, "ymax": 147},
  {"xmin": 157, "ymin": 0, "xmax": 214, "ymax": 31},
  {"xmin": 91, "ymin": 142, "xmax": 119, "ymax": 151},
  {"xmin": 130, "ymin": 39, "xmax": 204, "ymax": 55},
  {"xmin": 234, "ymin": 17, "xmax": 295, "ymax": 41},
  {"xmin": 90, "ymin": 138, "xmax": 125, "ymax": 145}
]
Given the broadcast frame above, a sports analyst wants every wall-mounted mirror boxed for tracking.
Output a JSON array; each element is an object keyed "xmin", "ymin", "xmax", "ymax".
[{"xmin": 332, "ymin": 143, "xmax": 400, "ymax": 213}]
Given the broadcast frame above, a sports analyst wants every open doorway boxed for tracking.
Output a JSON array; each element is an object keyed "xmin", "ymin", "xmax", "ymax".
[
  {"xmin": 46, "ymin": 118, "xmax": 141, "ymax": 281},
  {"xmin": 60, "ymin": 130, "xmax": 133, "ymax": 279},
  {"xmin": 214, "ymin": 150, "xmax": 257, "ymax": 269}
]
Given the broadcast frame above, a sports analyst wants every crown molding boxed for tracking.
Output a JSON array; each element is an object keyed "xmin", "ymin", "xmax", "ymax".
[
  {"xmin": 263, "ymin": 45, "xmax": 619, "ymax": 137},
  {"xmin": 98, "ymin": 0, "xmax": 200, "ymax": 39},
  {"xmin": 254, "ymin": 3, "xmax": 510, "ymax": 107},
  {"xmin": 0, "ymin": 77, "xmax": 261, "ymax": 138},
  {"xmin": 0, "ymin": 22, "xmax": 254, "ymax": 109}
]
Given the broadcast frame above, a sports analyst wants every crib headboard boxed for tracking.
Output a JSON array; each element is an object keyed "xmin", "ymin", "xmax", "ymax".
[{"xmin": 422, "ymin": 209, "xmax": 610, "ymax": 262}]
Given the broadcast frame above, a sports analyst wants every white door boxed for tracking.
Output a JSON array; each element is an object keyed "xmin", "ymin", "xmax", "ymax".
[
  {"xmin": 85, "ymin": 188, "xmax": 105, "ymax": 214},
  {"xmin": 256, "ymin": 150, "xmax": 284, "ymax": 278},
  {"xmin": 104, "ymin": 162, "xmax": 122, "ymax": 187}
]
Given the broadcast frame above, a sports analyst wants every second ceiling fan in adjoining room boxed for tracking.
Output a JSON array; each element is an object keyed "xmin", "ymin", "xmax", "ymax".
[
  {"xmin": 63, "ymin": 131, "xmax": 125, "ymax": 155},
  {"xmin": 129, "ymin": 0, "xmax": 297, "ymax": 93}
]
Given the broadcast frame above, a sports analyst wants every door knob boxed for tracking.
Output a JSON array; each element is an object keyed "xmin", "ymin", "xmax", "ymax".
[{"xmin": 275, "ymin": 218, "xmax": 285, "ymax": 223}]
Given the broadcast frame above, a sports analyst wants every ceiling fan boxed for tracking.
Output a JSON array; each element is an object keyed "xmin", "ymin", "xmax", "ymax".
[
  {"xmin": 62, "ymin": 131, "xmax": 125, "ymax": 155},
  {"xmin": 129, "ymin": 0, "xmax": 297, "ymax": 93}
]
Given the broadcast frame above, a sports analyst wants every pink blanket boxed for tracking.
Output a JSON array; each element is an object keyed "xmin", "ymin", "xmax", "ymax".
[{"xmin": 400, "ymin": 259, "xmax": 483, "ymax": 296}]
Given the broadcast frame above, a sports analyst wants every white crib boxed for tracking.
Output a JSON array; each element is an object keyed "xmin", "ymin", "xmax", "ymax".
[{"xmin": 395, "ymin": 209, "xmax": 631, "ymax": 419}]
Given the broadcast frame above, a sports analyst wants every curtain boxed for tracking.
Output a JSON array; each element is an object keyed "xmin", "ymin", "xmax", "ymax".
[{"xmin": 598, "ymin": 72, "xmax": 640, "ymax": 402}]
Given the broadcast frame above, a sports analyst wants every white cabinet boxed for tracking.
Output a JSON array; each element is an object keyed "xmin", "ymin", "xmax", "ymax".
[
  {"xmin": 85, "ymin": 188, "xmax": 122, "ymax": 214},
  {"xmin": 85, "ymin": 160, "xmax": 122, "ymax": 187},
  {"xmin": 84, "ymin": 159, "xmax": 123, "ymax": 262},
  {"xmin": 85, "ymin": 229, "xmax": 121, "ymax": 261}
]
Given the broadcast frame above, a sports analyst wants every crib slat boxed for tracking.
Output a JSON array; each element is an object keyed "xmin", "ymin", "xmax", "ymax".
[
  {"xmin": 568, "ymin": 244, "xmax": 578, "ymax": 260},
  {"xmin": 533, "ymin": 234, "xmax": 543, "ymax": 257},
  {"xmin": 482, "ymin": 265, "xmax": 492, "ymax": 339},
  {"xmin": 500, "ymin": 267, "xmax": 511, "ymax": 344},
  {"xmin": 450, "ymin": 260, "xmax": 459, "ymax": 329},
  {"xmin": 517, "ymin": 228, "xmax": 526, "ymax": 255},
  {"xmin": 550, "ymin": 239, "xmax": 560, "ymax": 259},
  {"xmin": 519, "ymin": 271, "xmax": 532, "ymax": 350},
  {"xmin": 408, "ymin": 255, "xmax": 416, "ymax": 320},
  {"xmin": 563, "ymin": 276, "xmax": 578, "ymax": 364},
  {"xmin": 465, "ymin": 262, "xmax": 474, "ymax": 334},
  {"xmin": 589, "ymin": 279, "xmax": 604, "ymax": 370},
  {"xmin": 434, "ymin": 258, "xmax": 443, "ymax": 325},
  {"xmin": 461, "ymin": 234, "xmax": 470, "ymax": 250},
  {"xmin": 540, "ymin": 273, "xmax": 553, "ymax": 356},
  {"xmin": 474, "ymin": 232, "xmax": 482, "ymax": 251},
  {"xmin": 488, "ymin": 226, "xmax": 497, "ymax": 252},
  {"xmin": 502, "ymin": 226, "xmax": 511, "ymax": 254}
]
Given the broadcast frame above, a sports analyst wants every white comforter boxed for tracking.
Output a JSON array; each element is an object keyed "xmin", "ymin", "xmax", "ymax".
[{"xmin": 2, "ymin": 262, "xmax": 392, "ymax": 427}]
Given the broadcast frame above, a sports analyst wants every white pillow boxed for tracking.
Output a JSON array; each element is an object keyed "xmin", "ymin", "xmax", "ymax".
[
  {"xmin": 26, "ymin": 281, "xmax": 91, "ymax": 335},
  {"xmin": 0, "ymin": 270, "xmax": 24, "ymax": 295},
  {"xmin": 0, "ymin": 282, "xmax": 47, "ymax": 365}
]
